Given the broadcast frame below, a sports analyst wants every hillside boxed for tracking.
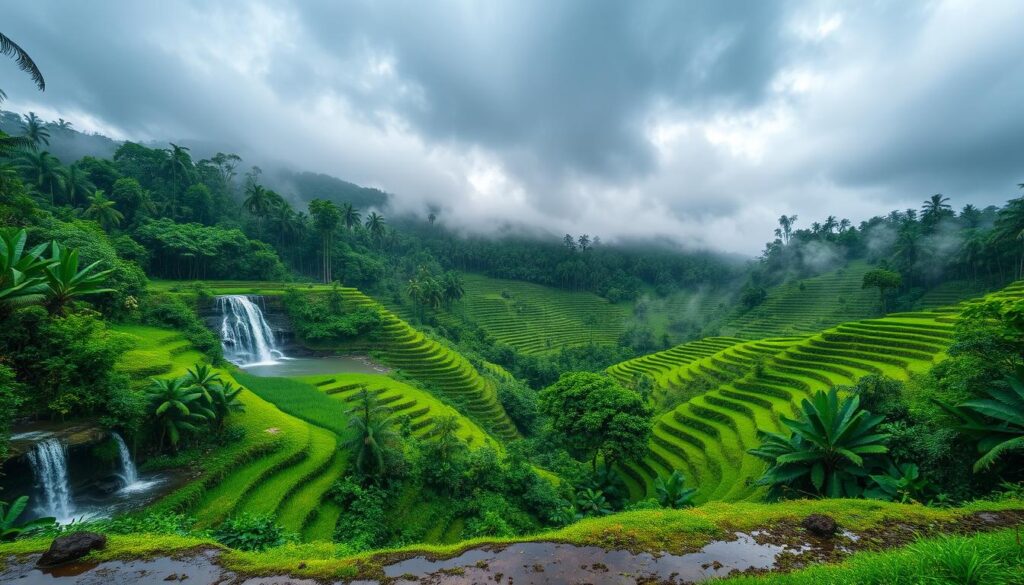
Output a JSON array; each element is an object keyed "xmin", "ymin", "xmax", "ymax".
[
  {"xmin": 459, "ymin": 273, "xmax": 628, "ymax": 354},
  {"xmin": 614, "ymin": 280, "xmax": 1024, "ymax": 503}
]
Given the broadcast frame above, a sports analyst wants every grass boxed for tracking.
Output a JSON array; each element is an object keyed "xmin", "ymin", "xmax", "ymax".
[
  {"xmin": 616, "ymin": 280, "xmax": 1024, "ymax": 504},
  {"xmin": 458, "ymin": 273, "xmax": 628, "ymax": 354},
  {"xmin": 148, "ymin": 279, "xmax": 336, "ymax": 296},
  {"xmin": 296, "ymin": 286, "xmax": 520, "ymax": 441},
  {"xmin": 113, "ymin": 324, "xmax": 208, "ymax": 380},
  {"xmin": 5, "ymin": 499, "xmax": 1021, "ymax": 582}
]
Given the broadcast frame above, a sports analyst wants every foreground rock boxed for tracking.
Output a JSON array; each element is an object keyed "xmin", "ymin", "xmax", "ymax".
[
  {"xmin": 801, "ymin": 514, "xmax": 837, "ymax": 538},
  {"xmin": 36, "ymin": 532, "xmax": 107, "ymax": 567}
]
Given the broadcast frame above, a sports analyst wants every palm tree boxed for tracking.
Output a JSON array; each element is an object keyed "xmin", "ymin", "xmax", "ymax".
[
  {"xmin": 578, "ymin": 234, "xmax": 590, "ymax": 251},
  {"xmin": 749, "ymin": 387, "xmax": 890, "ymax": 499},
  {"xmin": 41, "ymin": 242, "xmax": 114, "ymax": 314},
  {"xmin": 939, "ymin": 368, "xmax": 1024, "ymax": 471},
  {"xmin": 309, "ymin": 199, "xmax": 341, "ymax": 283},
  {"xmin": 243, "ymin": 183, "xmax": 272, "ymax": 238},
  {"xmin": 365, "ymin": 211, "xmax": 386, "ymax": 245},
  {"xmin": 19, "ymin": 112, "xmax": 48, "ymax": 150},
  {"xmin": 82, "ymin": 190, "xmax": 124, "ymax": 231},
  {"xmin": 62, "ymin": 164, "xmax": 94, "ymax": 207},
  {"xmin": 822, "ymin": 215, "xmax": 838, "ymax": 235},
  {"xmin": 921, "ymin": 193, "xmax": 952, "ymax": 222},
  {"xmin": 184, "ymin": 364, "xmax": 222, "ymax": 403},
  {"xmin": 208, "ymin": 380, "xmax": 245, "ymax": 427},
  {"xmin": 838, "ymin": 218, "xmax": 851, "ymax": 233},
  {"xmin": 0, "ymin": 228, "xmax": 52, "ymax": 315},
  {"xmin": 161, "ymin": 143, "xmax": 192, "ymax": 212},
  {"xmin": 340, "ymin": 202, "xmax": 361, "ymax": 231},
  {"xmin": 441, "ymin": 271, "xmax": 464, "ymax": 307},
  {"xmin": 0, "ymin": 32, "xmax": 45, "ymax": 92},
  {"xmin": 17, "ymin": 150, "xmax": 64, "ymax": 204},
  {"xmin": 146, "ymin": 377, "xmax": 211, "ymax": 452},
  {"xmin": 344, "ymin": 388, "xmax": 399, "ymax": 481},
  {"xmin": 53, "ymin": 118, "xmax": 73, "ymax": 133},
  {"xmin": 429, "ymin": 415, "xmax": 463, "ymax": 466}
]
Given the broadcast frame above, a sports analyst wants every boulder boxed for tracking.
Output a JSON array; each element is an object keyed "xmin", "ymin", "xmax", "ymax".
[
  {"xmin": 37, "ymin": 532, "xmax": 107, "ymax": 567},
  {"xmin": 801, "ymin": 514, "xmax": 837, "ymax": 538}
]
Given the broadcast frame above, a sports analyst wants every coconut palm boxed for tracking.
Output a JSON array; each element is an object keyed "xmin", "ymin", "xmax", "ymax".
[
  {"xmin": 939, "ymin": 368, "xmax": 1024, "ymax": 472},
  {"xmin": 0, "ymin": 228, "xmax": 52, "ymax": 313},
  {"xmin": 53, "ymin": 118, "xmax": 73, "ymax": 133},
  {"xmin": 19, "ymin": 112, "xmax": 49, "ymax": 149},
  {"xmin": 0, "ymin": 32, "xmax": 45, "ymax": 92},
  {"xmin": 146, "ymin": 377, "xmax": 212, "ymax": 452},
  {"xmin": 161, "ymin": 143, "xmax": 192, "ymax": 211},
  {"xmin": 243, "ymin": 183, "xmax": 272, "ymax": 238},
  {"xmin": 749, "ymin": 387, "xmax": 890, "ymax": 499},
  {"xmin": 364, "ymin": 211, "xmax": 386, "ymax": 244},
  {"xmin": 777, "ymin": 214, "xmax": 798, "ymax": 244},
  {"xmin": 82, "ymin": 190, "xmax": 124, "ymax": 231},
  {"xmin": 62, "ymin": 164, "xmax": 94, "ymax": 207},
  {"xmin": 17, "ymin": 150, "xmax": 64, "ymax": 204},
  {"xmin": 344, "ymin": 388, "xmax": 399, "ymax": 481},
  {"xmin": 340, "ymin": 202, "xmax": 361, "ymax": 231},
  {"xmin": 822, "ymin": 215, "xmax": 838, "ymax": 235},
  {"xmin": 41, "ymin": 242, "xmax": 114, "ymax": 314},
  {"xmin": 922, "ymin": 193, "xmax": 952, "ymax": 221}
]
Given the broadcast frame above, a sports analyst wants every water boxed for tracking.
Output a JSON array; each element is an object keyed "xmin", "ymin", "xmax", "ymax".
[
  {"xmin": 26, "ymin": 439, "xmax": 74, "ymax": 522},
  {"xmin": 242, "ymin": 355, "xmax": 387, "ymax": 377},
  {"xmin": 218, "ymin": 295, "xmax": 284, "ymax": 366}
]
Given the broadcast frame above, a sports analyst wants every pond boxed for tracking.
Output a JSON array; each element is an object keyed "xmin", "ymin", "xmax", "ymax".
[{"xmin": 240, "ymin": 355, "xmax": 387, "ymax": 377}]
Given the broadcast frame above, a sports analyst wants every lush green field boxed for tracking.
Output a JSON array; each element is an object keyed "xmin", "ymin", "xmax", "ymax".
[
  {"xmin": 149, "ymin": 279, "xmax": 335, "ymax": 295},
  {"xmin": 614, "ymin": 280, "xmax": 1024, "ymax": 503},
  {"xmin": 459, "ymin": 273, "xmax": 628, "ymax": 354}
]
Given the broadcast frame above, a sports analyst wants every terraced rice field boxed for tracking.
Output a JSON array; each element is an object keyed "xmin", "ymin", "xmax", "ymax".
[
  {"xmin": 915, "ymin": 279, "xmax": 991, "ymax": 309},
  {"xmin": 617, "ymin": 281, "xmax": 1024, "ymax": 505},
  {"xmin": 720, "ymin": 261, "xmax": 879, "ymax": 339},
  {"xmin": 459, "ymin": 273, "xmax": 628, "ymax": 354},
  {"xmin": 114, "ymin": 324, "xmax": 210, "ymax": 381},
  {"xmin": 149, "ymin": 280, "xmax": 334, "ymax": 295},
  {"xmin": 310, "ymin": 287, "xmax": 519, "ymax": 441}
]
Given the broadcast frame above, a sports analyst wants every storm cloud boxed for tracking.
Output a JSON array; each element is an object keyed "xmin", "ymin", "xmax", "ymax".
[{"xmin": 2, "ymin": 0, "xmax": 1023, "ymax": 254}]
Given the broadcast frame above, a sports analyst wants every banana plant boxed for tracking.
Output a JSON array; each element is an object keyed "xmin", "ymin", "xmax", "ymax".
[
  {"xmin": 937, "ymin": 368, "xmax": 1024, "ymax": 471},
  {"xmin": 654, "ymin": 470, "xmax": 697, "ymax": 509},
  {"xmin": 749, "ymin": 387, "xmax": 890, "ymax": 498},
  {"xmin": 0, "ymin": 228, "xmax": 53, "ymax": 310},
  {"xmin": 1, "ymin": 496, "xmax": 55, "ymax": 540},
  {"xmin": 41, "ymin": 241, "xmax": 114, "ymax": 314}
]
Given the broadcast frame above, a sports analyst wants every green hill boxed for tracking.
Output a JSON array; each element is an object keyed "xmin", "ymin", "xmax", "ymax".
[
  {"xmin": 614, "ymin": 280, "xmax": 1024, "ymax": 503},
  {"xmin": 459, "ymin": 273, "xmax": 628, "ymax": 354}
]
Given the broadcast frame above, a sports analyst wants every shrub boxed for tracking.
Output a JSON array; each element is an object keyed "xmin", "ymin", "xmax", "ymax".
[
  {"xmin": 212, "ymin": 513, "xmax": 290, "ymax": 551},
  {"xmin": 139, "ymin": 292, "xmax": 222, "ymax": 361}
]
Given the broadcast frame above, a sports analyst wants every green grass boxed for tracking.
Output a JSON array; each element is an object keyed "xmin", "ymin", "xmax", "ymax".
[
  {"xmin": 458, "ymin": 273, "xmax": 628, "ymax": 354},
  {"xmin": 618, "ymin": 281, "xmax": 1024, "ymax": 504},
  {"xmin": 296, "ymin": 286, "xmax": 520, "ymax": 441},
  {"xmin": 113, "ymin": 324, "xmax": 208, "ymax": 380},
  {"xmin": 148, "ymin": 279, "xmax": 336, "ymax": 296}
]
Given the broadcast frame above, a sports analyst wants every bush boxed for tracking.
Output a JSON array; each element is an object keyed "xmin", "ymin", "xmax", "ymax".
[
  {"xmin": 212, "ymin": 513, "xmax": 290, "ymax": 551},
  {"xmin": 283, "ymin": 289, "xmax": 382, "ymax": 344},
  {"xmin": 139, "ymin": 292, "xmax": 222, "ymax": 361}
]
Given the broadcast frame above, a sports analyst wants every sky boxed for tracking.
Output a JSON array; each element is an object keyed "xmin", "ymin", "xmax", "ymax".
[{"xmin": 2, "ymin": 0, "xmax": 1023, "ymax": 256}]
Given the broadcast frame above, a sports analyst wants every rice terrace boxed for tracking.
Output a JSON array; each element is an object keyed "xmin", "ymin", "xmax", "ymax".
[{"xmin": 2, "ymin": 2, "xmax": 1024, "ymax": 584}]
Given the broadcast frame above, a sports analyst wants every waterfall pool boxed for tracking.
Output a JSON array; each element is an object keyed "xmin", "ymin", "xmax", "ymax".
[{"xmin": 241, "ymin": 355, "xmax": 387, "ymax": 377}]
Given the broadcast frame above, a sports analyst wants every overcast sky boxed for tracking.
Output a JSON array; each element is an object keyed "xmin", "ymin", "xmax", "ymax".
[{"xmin": 3, "ymin": 1, "xmax": 1023, "ymax": 255}]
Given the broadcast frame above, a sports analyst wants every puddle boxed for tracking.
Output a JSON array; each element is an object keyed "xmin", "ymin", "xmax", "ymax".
[
  {"xmin": 0, "ymin": 550, "xmax": 233, "ymax": 584},
  {"xmin": 381, "ymin": 533, "xmax": 807, "ymax": 584}
]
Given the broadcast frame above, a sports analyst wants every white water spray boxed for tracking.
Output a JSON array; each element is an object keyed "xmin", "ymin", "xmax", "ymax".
[
  {"xmin": 218, "ymin": 295, "xmax": 284, "ymax": 366},
  {"xmin": 27, "ymin": 439, "xmax": 74, "ymax": 521},
  {"xmin": 112, "ymin": 432, "xmax": 138, "ymax": 488}
]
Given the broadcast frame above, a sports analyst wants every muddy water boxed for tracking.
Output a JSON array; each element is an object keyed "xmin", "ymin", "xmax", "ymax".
[
  {"xmin": 382, "ymin": 533, "xmax": 805, "ymax": 584},
  {"xmin": 0, "ymin": 533, "xmax": 804, "ymax": 584}
]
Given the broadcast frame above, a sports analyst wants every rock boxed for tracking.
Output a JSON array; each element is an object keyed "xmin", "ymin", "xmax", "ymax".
[
  {"xmin": 164, "ymin": 574, "xmax": 179, "ymax": 581},
  {"xmin": 37, "ymin": 532, "xmax": 107, "ymax": 567},
  {"xmin": 802, "ymin": 514, "xmax": 837, "ymax": 538}
]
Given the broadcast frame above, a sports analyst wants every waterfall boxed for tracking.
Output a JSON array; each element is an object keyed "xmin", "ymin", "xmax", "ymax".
[
  {"xmin": 27, "ymin": 439, "xmax": 74, "ymax": 521},
  {"xmin": 218, "ymin": 295, "xmax": 284, "ymax": 366},
  {"xmin": 112, "ymin": 432, "xmax": 138, "ymax": 488}
]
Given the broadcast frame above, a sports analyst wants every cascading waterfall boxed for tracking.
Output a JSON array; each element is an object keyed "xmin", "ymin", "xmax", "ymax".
[
  {"xmin": 112, "ymin": 432, "xmax": 138, "ymax": 488},
  {"xmin": 218, "ymin": 295, "xmax": 284, "ymax": 366},
  {"xmin": 27, "ymin": 439, "xmax": 74, "ymax": 521}
]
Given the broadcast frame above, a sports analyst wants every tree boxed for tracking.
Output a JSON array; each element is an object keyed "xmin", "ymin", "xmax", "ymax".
[
  {"xmin": 749, "ymin": 388, "xmax": 890, "ymax": 499},
  {"xmin": 62, "ymin": 164, "xmax": 95, "ymax": 207},
  {"xmin": 184, "ymin": 364, "xmax": 222, "ymax": 403},
  {"xmin": 577, "ymin": 234, "xmax": 590, "ymax": 251},
  {"xmin": 654, "ymin": 470, "xmax": 697, "ymax": 509},
  {"xmin": 208, "ymin": 380, "xmax": 245, "ymax": 427},
  {"xmin": 922, "ymin": 193, "xmax": 952, "ymax": 223},
  {"xmin": 243, "ymin": 183, "xmax": 272, "ymax": 237},
  {"xmin": 344, "ymin": 388, "xmax": 399, "ymax": 482},
  {"xmin": 940, "ymin": 368, "xmax": 1024, "ymax": 472},
  {"xmin": 83, "ymin": 190, "xmax": 124, "ymax": 231},
  {"xmin": 146, "ymin": 377, "xmax": 211, "ymax": 452},
  {"xmin": 53, "ymin": 118, "xmax": 73, "ymax": 133},
  {"xmin": 365, "ymin": 212, "xmax": 386, "ymax": 245},
  {"xmin": 20, "ymin": 112, "xmax": 49, "ymax": 150},
  {"xmin": 538, "ymin": 372, "xmax": 651, "ymax": 471},
  {"xmin": 340, "ymin": 202, "xmax": 361, "ymax": 231},
  {"xmin": 441, "ymin": 271, "xmax": 464, "ymax": 307},
  {"xmin": 427, "ymin": 211, "xmax": 436, "ymax": 225},
  {"xmin": 161, "ymin": 143, "xmax": 192, "ymax": 212},
  {"xmin": 777, "ymin": 214, "xmax": 797, "ymax": 244},
  {"xmin": 861, "ymin": 269, "xmax": 902, "ymax": 314},
  {"xmin": 563, "ymin": 234, "xmax": 576, "ymax": 251},
  {"xmin": 17, "ymin": 150, "xmax": 64, "ymax": 204},
  {"xmin": 0, "ymin": 228, "xmax": 52, "ymax": 316},
  {"xmin": 0, "ymin": 32, "xmax": 45, "ymax": 92},
  {"xmin": 309, "ymin": 198, "xmax": 341, "ymax": 283},
  {"xmin": 41, "ymin": 242, "xmax": 115, "ymax": 315}
]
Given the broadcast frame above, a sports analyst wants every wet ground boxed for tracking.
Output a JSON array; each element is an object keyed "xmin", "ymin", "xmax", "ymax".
[{"xmin": 2, "ymin": 510, "xmax": 1021, "ymax": 585}]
